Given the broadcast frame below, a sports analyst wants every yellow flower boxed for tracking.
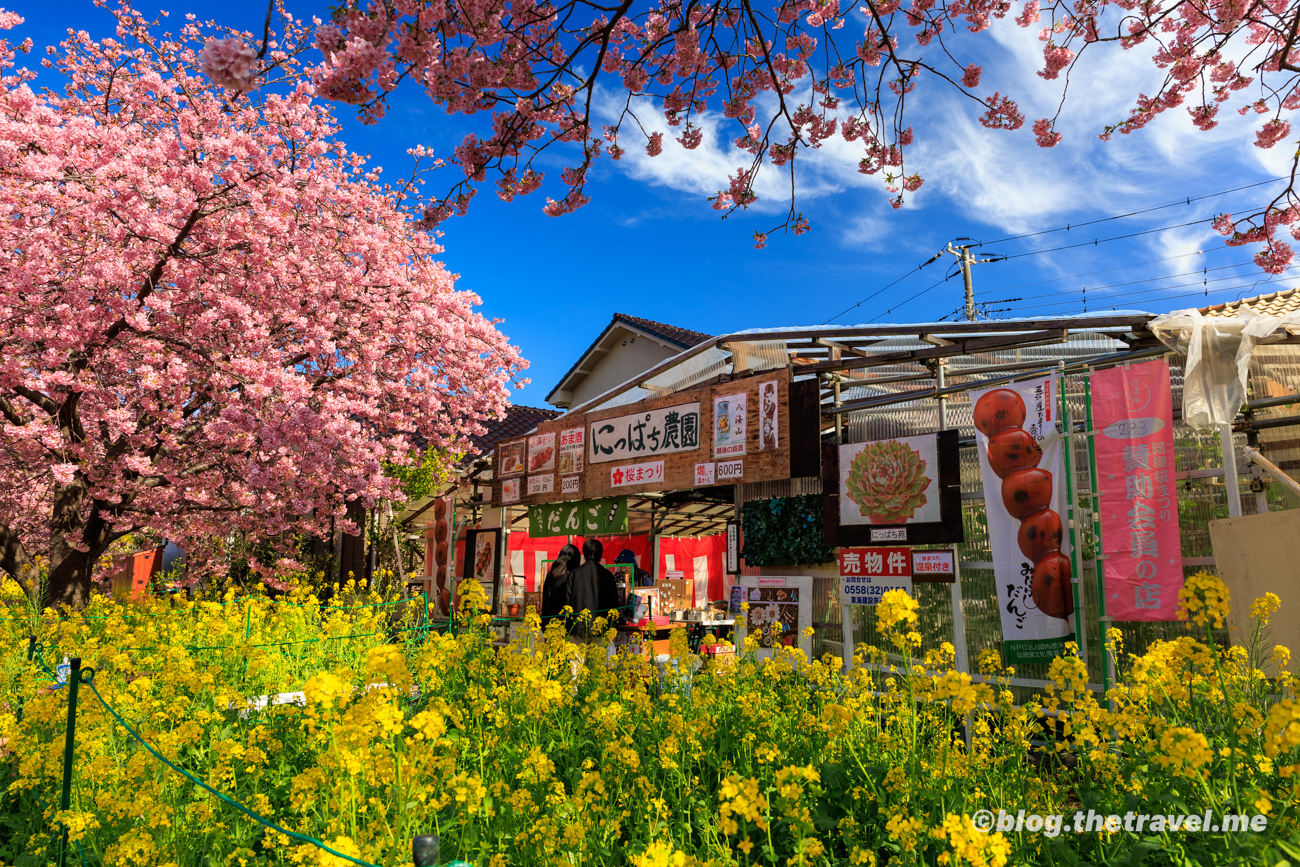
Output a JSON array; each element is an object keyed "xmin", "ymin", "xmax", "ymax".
[
  {"xmin": 1250, "ymin": 593, "xmax": 1280, "ymax": 627},
  {"xmin": 1155, "ymin": 726, "xmax": 1214, "ymax": 778},
  {"xmin": 1177, "ymin": 572, "xmax": 1230, "ymax": 628},
  {"xmin": 1264, "ymin": 699, "xmax": 1300, "ymax": 758}
]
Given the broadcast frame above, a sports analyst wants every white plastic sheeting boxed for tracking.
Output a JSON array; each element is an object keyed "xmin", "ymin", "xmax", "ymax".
[{"xmin": 1148, "ymin": 308, "xmax": 1300, "ymax": 429}]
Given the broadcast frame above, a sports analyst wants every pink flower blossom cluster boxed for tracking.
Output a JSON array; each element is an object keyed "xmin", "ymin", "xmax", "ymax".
[
  {"xmin": 184, "ymin": 0, "xmax": 1300, "ymax": 259},
  {"xmin": 0, "ymin": 4, "xmax": 525, "ymax": 603},
  {"xmin": 198, "ymin": 37, "xmax": 258, "ymax": 91}
]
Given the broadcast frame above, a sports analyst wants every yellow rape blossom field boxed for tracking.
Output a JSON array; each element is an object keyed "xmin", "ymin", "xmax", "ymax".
[{"xmin": 1, "ymin": 573, "xmax": 1298, "ymax": 867}]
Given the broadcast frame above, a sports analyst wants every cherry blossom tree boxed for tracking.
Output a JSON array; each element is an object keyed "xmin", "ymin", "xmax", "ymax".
[
  {"xmin": 0, "ymin": 6, "xmax": 526, "ymax": 607},
  {"xmin": 266, "ymin": 0, "xmax": 1300, "ymax": 266}
]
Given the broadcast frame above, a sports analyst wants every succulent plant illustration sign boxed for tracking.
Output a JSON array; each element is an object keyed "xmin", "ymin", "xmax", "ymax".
[
  {"xmin": 822, "ymin": 429, "xmax": 962, "ymax": 546},
  {"xmin": 971, "ymin": 376, "xmax": 1075, "ymax": 665}
]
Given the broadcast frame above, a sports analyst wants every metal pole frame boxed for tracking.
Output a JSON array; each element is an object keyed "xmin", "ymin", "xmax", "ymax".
[
  {"xmin": 1082, "ymin": 369, "xmax": 1112, "ymax": 695},
  {"xmin": 938, "ymin": 360, "xmax": 970, "ymax": 674},
  {"xmin": 1058, "ymin": 362, "xmax": 1088, "ymax": 669},
  {"xmin": 58, "ymin": 658, "xmax": 91, "ymax": 867}
]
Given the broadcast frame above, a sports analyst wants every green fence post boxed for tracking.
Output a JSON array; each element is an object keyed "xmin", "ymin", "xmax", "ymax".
[
  {"xmin": 1058, "ymin": 363, "xmax": 1088, "ymax": 669},
  {"xmin": 16, "ymin": 636, "xmax": 36, "ymax": 724},
  {"xmin": 1082, "ymin": 370, "xmax": 1112, "ymax": 697},
  {"xmin": 242, "ymin": 599, "xmax": 252, "ymax": 680},
  {"xmin": 58, "ymin": 657, "xmax": 84, "ymax": 867}
]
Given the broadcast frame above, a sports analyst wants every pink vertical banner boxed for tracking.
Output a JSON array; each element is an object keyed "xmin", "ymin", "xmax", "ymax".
[{"xmin": 1092, "ymin": 359, "xmax": 1182, "ymax": 621}]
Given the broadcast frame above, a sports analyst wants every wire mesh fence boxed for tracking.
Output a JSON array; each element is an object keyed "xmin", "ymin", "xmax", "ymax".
[{"xmin": 796, "ymin": 337, "xmax": 1300, "ymax": 689}]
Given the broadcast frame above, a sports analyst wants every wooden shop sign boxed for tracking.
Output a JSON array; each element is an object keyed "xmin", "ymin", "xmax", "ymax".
[{"xmin": 492, "ymin": 369, "xmax": 820, "ymax": 507}]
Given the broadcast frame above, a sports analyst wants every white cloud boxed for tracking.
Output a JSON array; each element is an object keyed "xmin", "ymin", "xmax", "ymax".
[{"xmin": 590, "ymin": 11, "xmax": 1294, "ymax": 253}]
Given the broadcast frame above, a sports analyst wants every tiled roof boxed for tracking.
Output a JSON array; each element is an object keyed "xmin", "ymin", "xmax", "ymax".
[
  {"xmin": 546, "ymin": 313, "xmax": 714, "ymax": 406},
  {"xmin": 613, "ymin": 313, "xmax": 713, "ymax": 349},
  {"xmin": 1201, "ymin": 287, "xmax": 1300, "ymax": 318},
  {"xmin": 468, "ymin": 404, "xmax": 561, "ymax": 454}
]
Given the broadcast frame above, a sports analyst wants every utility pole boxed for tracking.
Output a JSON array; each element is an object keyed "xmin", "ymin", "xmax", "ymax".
[
  {"xmin": 922, "ymin": 238, "xmax": 1003, "ymax": 322},
  {"xmin": 951, "ymin": 243, "xmax": 976, "ymax": 322}
]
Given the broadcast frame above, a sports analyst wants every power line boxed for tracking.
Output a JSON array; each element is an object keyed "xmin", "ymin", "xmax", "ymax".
[
  {"xmin": 864, "ymin": 269, "xmax": 961, "ymax": 324},
  {"xmin": 823, "ymin": 264, "xmax": 924, "ymax": 324},
  {"xmin": 1002, "ymin": 260, "xmax": 1255, "ymax": 305},
  {"xmin": 991, "ymin": 249, "xmax": 1214, "ymax": 293},
  {"xmin": 1008, "ymin": 279, "xmax": 1283, "ymax": 316},
  {"xmin": 825, "ymin": 175, "xmax": 1287, "ymax": 324},
  {"xmin": 998, "ymin": 217, "xmax": 1219, "ymax": 260},
  {"xmin": 981, "ymin": 177, "xmax": 1285, "ymax": 245}
]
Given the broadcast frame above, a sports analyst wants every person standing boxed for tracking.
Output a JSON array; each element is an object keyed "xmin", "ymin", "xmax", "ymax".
[
  {"xmin": 540, "ymin": 543, "xmax": 580, "ymax": 628},
  {"xmin": 569, "ymin": 538, "xmax": 618, "ymax": 641}
]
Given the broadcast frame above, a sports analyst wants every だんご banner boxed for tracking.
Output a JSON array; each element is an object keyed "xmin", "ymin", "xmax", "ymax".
[
  {"xmin": 971, "ymin": 376, "xmax": 1075, "ymax": 665},
  {"xmin": 1091, "ymin": 360, "xmax": 1182, "ymax": 621}
]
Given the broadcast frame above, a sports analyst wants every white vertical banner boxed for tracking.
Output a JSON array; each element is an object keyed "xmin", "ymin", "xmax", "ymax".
[
  {"xmin": 692, "ymin": 555, "xmax": 709, "ymax": 606},
  {"xmin": 971, "ymin": 376, "xmax": 1075, "ymax": 666}
]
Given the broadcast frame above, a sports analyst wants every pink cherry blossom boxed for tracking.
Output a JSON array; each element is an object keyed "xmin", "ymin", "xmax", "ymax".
[
  {"xmin": 1254, "ymin": 118, "xmax": 1291, "ymax": 148},
  {"xmin": 198, "ymin": 36, "xmax": 258, "ymax": 91},
  {"xmin": 0, "ymin": 6, "xmax": 525, "ymax": 606},
  {"xmin": 167, "ymin": 0, "xmax": 1300, "ymax": 261},
  {"xmin": 1032, "ymin": 118, "xmax": 1062, "ymax": 146}
]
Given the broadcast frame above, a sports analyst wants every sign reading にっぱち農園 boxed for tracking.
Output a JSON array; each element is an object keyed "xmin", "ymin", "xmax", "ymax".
[
  {"xmin": 589, "ymin": 402, "xmax": 701, "ymax": 463},
  {"xmin": 528, "ymin": 497, "xmax": 628, "ymax": 538},
  {"xmin": 491, "ymin": 368, "xmax": 823, "ymax": 506}
]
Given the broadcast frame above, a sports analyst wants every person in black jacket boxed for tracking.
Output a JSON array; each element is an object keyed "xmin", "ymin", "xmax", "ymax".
[
  {"xmin": 568, "ymin": 538, "xmax": 618, "ymax": 641},
  {"xmin": 540, "ymin": 544, "xmax": 580, "ymax": 628}
]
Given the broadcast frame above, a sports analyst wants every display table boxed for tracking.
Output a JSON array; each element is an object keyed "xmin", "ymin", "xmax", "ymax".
[{"xmin": 614, "ymin": 618, "xmax": 693, "ymax": 655}]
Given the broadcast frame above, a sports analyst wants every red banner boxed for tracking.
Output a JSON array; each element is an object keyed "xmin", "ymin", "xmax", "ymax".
[
  {"xmin": 1092, "ymin": 359, "xmax": 1182, "ymax": 621},
  {"xmin": 658, "ymin": 534, "xmax": 729, "ymax": 604}
]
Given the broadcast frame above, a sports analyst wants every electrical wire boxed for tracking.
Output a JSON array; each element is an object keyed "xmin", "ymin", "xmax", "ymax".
[
  {"xmin": 826, "ymin": 175, "xmax": 1287, "ymax": 324},
  {"xmin": 823, "ymin": 263, "xmax": 924, "ymax": 324},
  {"xmin": 994, "ymin": 261, "xmax": 1257, "ymax": 306},
  {"xmin": 998, "ymin": 217, "xmax": 1219, "ymax": 260},
  {"xmin": 1009, "ymin": 279, "xmax": 1282, "ymax": 315},
  {"xmin": 864, "ymin": 269, "xmax": 961, "ymax": 324},
  {"xmin": 989, "ymin": 249, "xmax": 1214, "ymax": 293},
  {"xmin": 981, "ymin": 177, "xmax": 1285, "ymax": 246}
]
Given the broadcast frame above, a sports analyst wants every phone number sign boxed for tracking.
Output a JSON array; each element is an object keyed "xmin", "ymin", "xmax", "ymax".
[{"xmin": 839, "ymin": 546, "xmax": 912, "ymax": 606}]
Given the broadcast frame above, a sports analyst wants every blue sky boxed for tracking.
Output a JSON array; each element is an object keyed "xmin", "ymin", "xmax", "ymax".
[{"xmin": 11, "ymin": 1, "xmax": 1297, "ymax": 406}]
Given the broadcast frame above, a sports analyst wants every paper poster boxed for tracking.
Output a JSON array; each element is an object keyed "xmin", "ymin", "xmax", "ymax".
[
  {"xmin": 972, "ymin": 376, "xmax": 1074, "ymax": 665},
  {"xmin": 1092, "ymin": 360, "xmax": 1182, "ymax": 620},
  {"xmin": 735, "ymin": 575, "xmax": 813, "ymax": 660},
  {"xmin": 695, "ymin": 462, "xmax": 716, "ymax": 486},
  {"xmin": 759, "ymin": 380, "xmax": 779, "ymax": 450},
  {"xmin": 839, "ymin": 547, "xmax": 912, "ymax": 605},
  {"xmin": 911, "ymin": 550, "xmax": 955, "ymax": 582},
  {"xmin": 526, "ymin": 474, "xmax": 554, "ymax": 496},
  {"xmin": 838, "ymin": 434, "xmax": 941, "ymax": 526},
  {"xmin": 498, "ymin": 441, "xmax": 524, "ymax": 477},
  {"xmin": 713, "ymin": 393, "xmax": 748, "ymax": 458},
  {"xmin": 717, "ymin": 460, "xmax": 743, "ymax": 481},
  {"xmin": 558, "ymin": 427, "xmax": 585, "ymax": 474},
  {"xmin": 501, "ymin": 478, "xmax": 520, "ymax": 504},
  {"xmin": 528, "ymin": 432, "xmax": 556, "ymax": 474}
]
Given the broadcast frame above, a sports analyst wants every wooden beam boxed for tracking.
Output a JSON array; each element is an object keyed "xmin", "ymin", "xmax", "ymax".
[
  {"xmin": 799, "ymin": 329, "xmax": 1067, "ymax": 376},
  {"xmin": 813, "ymin": 337, "xmax": 870, "ymax": 358}
]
